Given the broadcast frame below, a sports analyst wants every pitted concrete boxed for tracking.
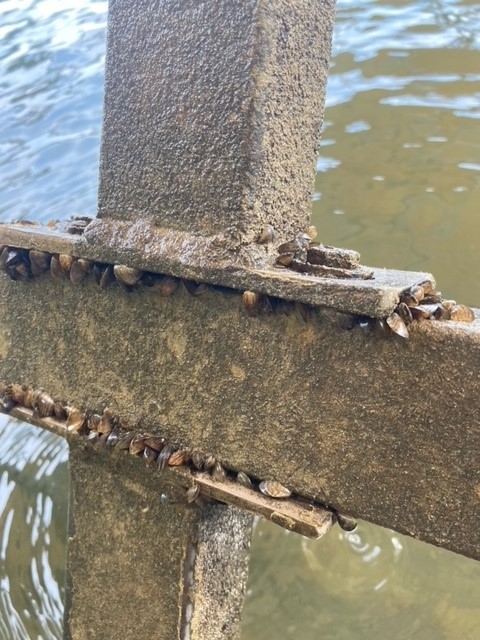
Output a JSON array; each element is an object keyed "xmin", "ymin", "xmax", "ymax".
[{"xmin": 98, "ymin": 0, "xmax": 335, "ymax": 252}]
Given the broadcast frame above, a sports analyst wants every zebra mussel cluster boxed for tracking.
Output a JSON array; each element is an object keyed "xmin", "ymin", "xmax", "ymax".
[
  {"xmin": 0, "ymin": 381, "xmax": 356, "ymax": 531},
  {"xmin": 374, "ymin": 281, "xmax": 475, "ymax": 339},
  {"xmin": 1, "ymin": 240, "xmax": 473, "ymax": 337},
  {"xmin": 0, "ymin": 244, "xmax": 189, "ymax": 295}
]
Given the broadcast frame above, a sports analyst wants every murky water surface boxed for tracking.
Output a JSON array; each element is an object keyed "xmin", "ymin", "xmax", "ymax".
[{"xmin": 0, "ymin": 1, "xmax": 479, "ymax": 638}]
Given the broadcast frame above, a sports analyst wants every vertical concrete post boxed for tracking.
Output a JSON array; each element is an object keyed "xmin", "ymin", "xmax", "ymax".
[
  {"xmin": 98, "ymin": 0, "xmax": 335, "ymax": 247},
  {"xmin": 65, "ymin": 0, "xmax": 336, "ymax": 638},
  {"xmin": 65, "ymin": 444, "xmax": 253, "ymax": 640}
]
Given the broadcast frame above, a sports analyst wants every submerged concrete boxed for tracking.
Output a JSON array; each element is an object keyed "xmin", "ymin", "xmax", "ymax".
[
  {"xmin": 1, "ymin": 276, "xmax": 478, "ymax": 560},
  {"xmin": 65, "ymin": 441, "xmax": 252, "ymax": 640}
]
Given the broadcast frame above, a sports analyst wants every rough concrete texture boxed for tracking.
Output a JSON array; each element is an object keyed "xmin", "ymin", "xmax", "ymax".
[
  {"xmin": 65, "ymin": 441, "xmax": 252, "ymax": 640},
  {"xmin": 98, "ymin": 0, "xmax": 335, "ymax": 252},
  {"xmin": 0, "ymin": 276, "xmax": 479, "ymax": 560}
]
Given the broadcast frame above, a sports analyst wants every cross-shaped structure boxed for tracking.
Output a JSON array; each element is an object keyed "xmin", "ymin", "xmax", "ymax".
[{"xmin": 0, "ymin": 1, "xmax": 478, "ymax": 638}]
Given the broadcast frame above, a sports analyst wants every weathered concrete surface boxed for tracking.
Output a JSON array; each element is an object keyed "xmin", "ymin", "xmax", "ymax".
[
  {"xmin": 64, "ymin": 441, "xmax": 252, "ymax": 640},
  {"xmin": 1, "ymin": 276, "xmax": 479, "ymax": 559},
  {"xmin": 98, "ymin": 0, "xmax": 335, "ymax": 254}
]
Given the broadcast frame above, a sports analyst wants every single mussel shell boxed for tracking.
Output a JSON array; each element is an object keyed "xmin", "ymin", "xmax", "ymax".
[
  {"xmin": 113, "ymin": 264, "xmax": 143, "ymax": 286},
  {"xmin": 400, "ymin": 290, "xmax": 419, "ymax": 307},
  {"xmin": 296, "ymin": 232, "xmax": 312, "ymax": 247},
  {"xmin": 8, "ymin": 261, "xmax": 31, "ymax": 281},
  {"xmin": 242, "ymin": 291, "xmax": 263, "ymax": 317},
  {"xmin": 203, "ymin": 455, "xmax": 216, "ymax": 471},
  {"xmin": 411, "ymin": 305, "xmax": 433, "ymax": 321},
  {"xmin": 259, "ymin": 480, "xmax": 291, "ymax": 499},
  {"xmin": 191, "ymin": 450, "xmax": 205, "ymax": 471},
  {"xmin": 93, "ymin": 432, "xmax": 110, "ymax": 451},
  {"xmin": 236, "ymin": 471, "xmax": 253, "ymax": 489},
  {"xmin": 257, "ymin": 225, "xmax": 275, "ymax": 245},
  {"xmin": 99, "ymin": 265, "xmax": 114, "ymax": 288},
  {"xmin": 269, "ymin": 297, "xmax": 295, "ymax": 316},
  {"xmin": 106, "ymin": 428, "xmax": 121, "ymax": 447},
  {"xmin": 275, "ymin": 253, "xmax": 294, "ymax": 267},
  {"xmin": 53, "ymin": 402, "xmax": 68, "ymax": 421},
  {"xmin": 0, "ymin": 247, "xmax": 11, "ymax": 270},
  {"xmin": 386, "ymin": 312, "xmax": 409, "ymax": 339},
  {"xmin": 336, "ymin": 513, "xmax": 358, "ymax": 532},
  {"xmin": 433, "ymin": 304, "xmax": 451, "ymax": 321},
  {"xmin": 168, "ymin": 449, "xmax": 189, "ymax": 467},
  {"xmin": 1, "ymin": 247, "xmax": 23, "ymax": 270},
  {"xmin": 143, "ymin": 446, "xmax": 159, "ymax": 465},
  {"xmin": 115, "ymin": 432, "xmax": 135, "ymax": 451},
  {"xmin": 307, "ymin": 225, "xmax": 318, "ymax": 240},
  {"xmin": 277, "ymin": 241, "xmax": 300, "ymax": 255},
  {"xmin": 212, "ymin": 461, "xmax": 227, "ymax": 482},
  {"xmin": 0, "ymin": 395, "xmax": 16, "ymax": 413},
  {"xmin": 88, "ymin": 414, "xmax": 102, "ymax": 431},
  {"xmin": 97, "ymin": 409, "xmax": 114, "ymax": 434},
  {"xmin": 140, "ymin": 272, "xmax": 158, "ymax": 287},
  {"xmin": 423, "ymin": 294, "xmax": 444, "ymax": 305},
  {"xmin": 8, "ymin": 383, "xmax": 25, "ymax": 405},
  {"xmin": 23, "ymin": 387, "xmax": 35, "ymax": 409},
  {"xmin": 183, "ymin": 279, "xmax": 209, "ymax": 296},
  {"xmin": 410, "ymin": 284, "xmax": 425, "ymax": 303},
  {"xmin": 186, "ymin": 484, "xmax": 200, "ymax": 504},
  {"xmin": 154, "ymin": 276, "xmax": 180, "ymax": 297},
  {"xmin": 129, "ymin": 435, "xmax": 147, "ymax": 456},
  {"xmin": 157, "ymin": 443, "xmax": 176, "ymax": 469},
  {"xmin": 85, "ymin": 431, "xmax": 100, "ymax": 447},
  {"xmin": 29, "ymin": 250, "xmax": 51, "ymax": 277},
  {"xmin": 66, "ymin": 408, "xmax": 86, "ymax": 433},
  {"xmin": 450, "ymin": 304, "xmax": 475, "ymax": 322},
  {"xmin": 93, "ymin": 263, "xmax": 108, "ymax": 285},
  {"xmin": 70, "ymin": 260, "xmax": 88, "ymax": 284},
  {"xmin": 50, "ymin": 255, "xmax": 64, "ymax": 279},
  {"xmin": 36, "ymin": 392, "xmax": 55, "ymax": 417},
  {"xmin": 59, "ymin": 254, "xmax": 74, "ymax": 272},
  {"xmin": 396, "ymin": 302, "xmax": 413, "ymax": 325},
  {"xmin": 144, "ymin": 436, "xmax": 165, "ymax": 452},
  {"xmin": 318, "ymin": 308, "xmax": 356, "ymax": 330}
]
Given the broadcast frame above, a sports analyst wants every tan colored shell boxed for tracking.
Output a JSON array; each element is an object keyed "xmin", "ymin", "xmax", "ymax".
[
  {"xmin": 168, "ymin": 449, "xmax": 189, "ymax": 466},
  {"xmin": 113, "ymin": 265, "xmax": 143, "ymax": 286},
  {"xmin": 66, "ymin": 408, "xmax": 86, "ymax": 433},
  {"xmin": 386, "ymin": 312, "xmax": 409, "ymax": 339},
  {"xmin": 243, "ymin": 291, "xmax": 268, "ymax": 317},
  {"xmin": 450, "ymin": 304, "xmax": 475, "ymax": 322},
  {"xmin": 259, "ymin": 480, "xmax": 291, "ymax": 499},
  {"xmin": 257, "ymin": 225, "xmax": 275, "ymax": 244},
  {"xmin": 59, "ymin": 254, "xmax": 74, "ymax": 272}
]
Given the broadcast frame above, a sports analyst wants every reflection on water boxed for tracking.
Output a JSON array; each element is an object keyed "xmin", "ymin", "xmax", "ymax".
[
  {"xmin": 316, "ymin": 0, "xmax": 480, "ymax": 307},
  {"xmin": 0, "ymin": 418, "xmax": 68, "ymax": 640},
  {"xmin": 0, "ymin": 0, "xmax": 479, "ymax": 638}
]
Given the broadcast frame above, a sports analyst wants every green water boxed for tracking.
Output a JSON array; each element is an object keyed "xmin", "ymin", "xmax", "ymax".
[{"xmin": 0, "ymin": 1, "xmax": 479, "ymax": 638}]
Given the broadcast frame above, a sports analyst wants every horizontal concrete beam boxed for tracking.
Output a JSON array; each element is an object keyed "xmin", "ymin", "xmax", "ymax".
[
  {"xmin": 0, "ymin": 275, "xmax": 478, "ymax": 559},
  {"xmin": 0, "ymin": 223, "xmax": 433, "ymax": 318}
]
